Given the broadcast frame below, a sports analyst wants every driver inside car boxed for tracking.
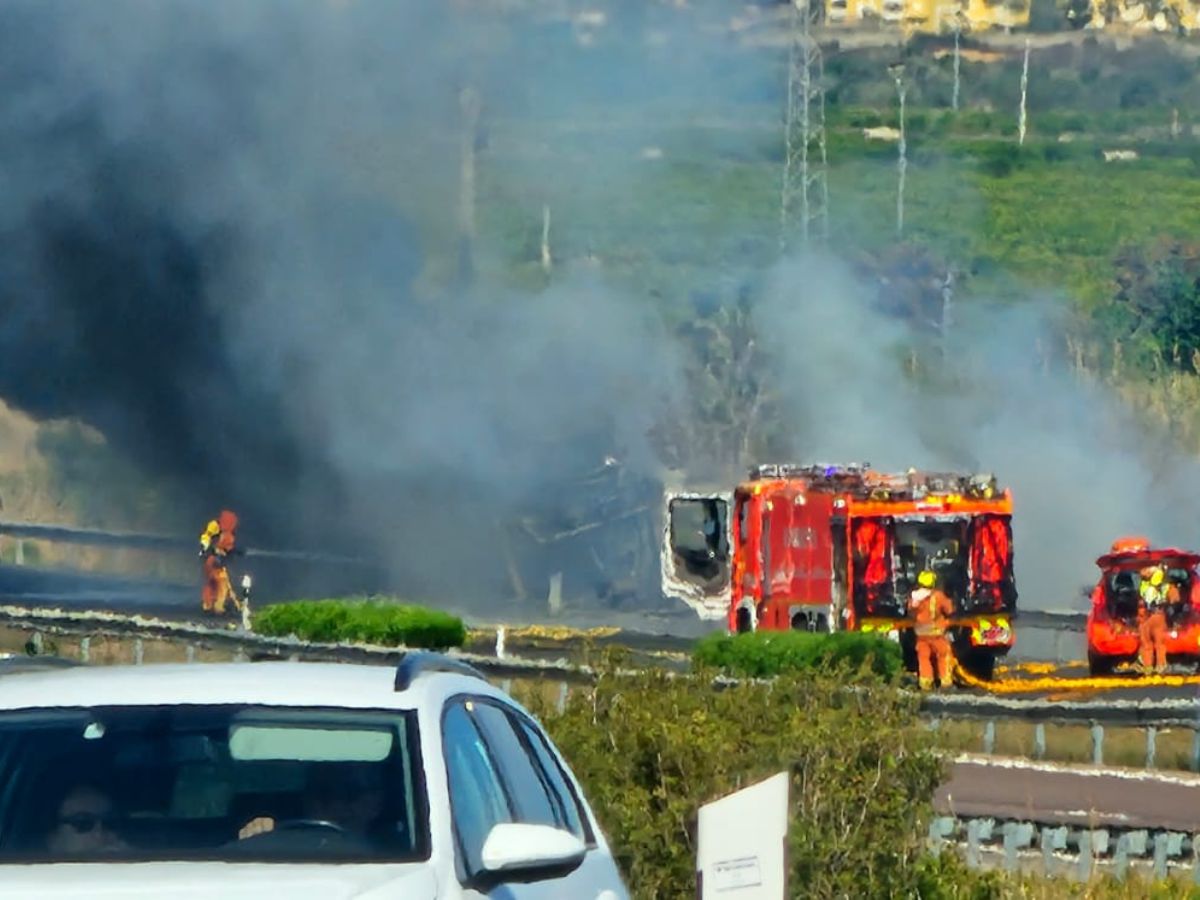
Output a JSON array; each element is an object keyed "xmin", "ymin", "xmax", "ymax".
[
  {"xmin": 46, "ymin": 783, "xmax": 130, "ymax": 856},
  {"xmin": 237, "ymin": 763, "xmax": 396, "ymax": 846}
]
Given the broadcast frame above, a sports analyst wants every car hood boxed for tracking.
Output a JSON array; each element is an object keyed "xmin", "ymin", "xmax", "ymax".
[{"xmin": 0, "ymin": 862, "xmax": 437, "ymax": 899}]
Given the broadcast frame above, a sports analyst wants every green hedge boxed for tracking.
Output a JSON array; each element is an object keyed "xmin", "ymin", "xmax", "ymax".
[
  {"xmin": 521, "ymin": 660, "xmax": 942, "ymax": 899},
  {"xmin": 523, "ymin": 659, "xmax": 1191, "ymax": 899},
  {"xmin": 692, "ymin": 630, "xmax": 904, "ymax": 681},
  {"xmin": 252, "ymin": 598, "xmax": 466, "ymax": 650}
]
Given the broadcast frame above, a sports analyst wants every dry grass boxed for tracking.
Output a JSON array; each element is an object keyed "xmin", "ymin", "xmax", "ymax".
[{"xmin": 934, "ymin": 718, "xmax": 1199, "ymax": 771}]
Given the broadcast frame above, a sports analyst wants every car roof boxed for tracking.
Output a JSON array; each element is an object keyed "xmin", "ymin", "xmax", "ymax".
[{"xmin": 0, "ymin": 660, "xmax": 506, "ymax": 713}]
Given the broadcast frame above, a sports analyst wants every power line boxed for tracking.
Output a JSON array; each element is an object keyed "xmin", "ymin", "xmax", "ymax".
[{"xmin": 780, "ymin": 0, "xmax": 829, "ymax": 254}]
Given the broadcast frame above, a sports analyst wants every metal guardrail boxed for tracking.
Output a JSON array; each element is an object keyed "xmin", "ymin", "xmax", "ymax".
[
  {"xmin": 1013, "ymin": 609, "xmax": 1088, "ymax": 630},
  {"xmin": 0, "ymin": 521, "xmax": 370, "ymax": 565},
  {"xmin": 931, "ymin": 817, "xmax": 1200, "ymax": 884},
  {"xmin": 923, "ymin": 693, "xmax": 1200, "ymax": 770},
  {"xmin": 2, "ymin": 604, "xmax": 1196, "ymax": 769}
]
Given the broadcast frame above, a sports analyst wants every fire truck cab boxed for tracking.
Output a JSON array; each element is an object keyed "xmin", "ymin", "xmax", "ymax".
[
  {"xmin": 662, "ymin": 463, "xmax": 1018, "ymax": 680},
  {"xmin": 1086, "ymin": 537, "xmax": 1200, "ymax": 675}
]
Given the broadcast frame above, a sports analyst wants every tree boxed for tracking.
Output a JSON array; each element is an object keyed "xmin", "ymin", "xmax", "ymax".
[
  {"xmin": 655, "ymin": 290, "xmax": 791, "ymax": 475},
  {"xmin": 1107, "ymin": 238, "xmax": 1200, "ymax": 373}
]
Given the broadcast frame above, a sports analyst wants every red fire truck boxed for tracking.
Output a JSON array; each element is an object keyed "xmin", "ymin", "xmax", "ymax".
[{"xmin": 662, "ymin": 463, "xmax": 1017, "ymax": 679}]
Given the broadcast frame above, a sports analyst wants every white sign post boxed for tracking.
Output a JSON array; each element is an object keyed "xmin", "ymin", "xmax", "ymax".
[{"xmin": 696, "ymin": 770, "xmax": 790, "ymax": 899}]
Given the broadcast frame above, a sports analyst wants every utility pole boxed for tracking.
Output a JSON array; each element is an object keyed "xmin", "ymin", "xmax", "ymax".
[
  {"xmin": 457, "ymin": 85, "xmax": 482, "ymax": 288},
  {"xmin": 1018, "ymin": 37, "xmax": 1030, "ymax": 147},
  {"xmin": 893, "ymin": 65, "xmax": 907, "ymax": 239},
  {"xmin": 940, "ymin": 267, "xmax": 954, "ymax": 359},
  {"xmin": 952, "ymin": 22, "xmax": 961, "ymax": 112},
  {"xmin": 540, "ymin": 204, "xmax": 552, "ymax": 273},
  {"xmin": 780, "ymin": 0, "xmax": 829, "ymax": 254}
]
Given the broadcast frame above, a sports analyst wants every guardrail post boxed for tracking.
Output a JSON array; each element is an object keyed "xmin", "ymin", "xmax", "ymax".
[
  {"xmin": 1091, "ymin": 724, "xmax": 1104, "ymax": 766},
  {"xmin": 927, "ymin": 817, "xmax": 955, "ymax": 854},
  {"xmin": 1152, "ymin": 832, "xmax": 1169, "ymax": 880},
  {"xmin": 1034, "ymin": 723, "xmax": 1046, "ymax": 760},
  {"xmin": 1041, "ymin": 826, "xmax": 1067, "ymax": 876},
  {"xmin": 79, "ymin": 637, "xmax": 89, "ymax": 663},
  {"xmin": 966, "ymin": 819, "xmax": 982, "ymax": 869},
  {"xmin": 1114, "ymin": 833, "xmax": 1130, "ymax": 880},
  {"xmin": 1003, "ymin": 822, "xmax": 1018, "ymax": 872},
  {"xmin": 983, "ymin": 720, "xmax": 995, "ymax": 755},
  {"xmin": 133, "ymin": 638, "xmax": 144, "ymax": 665},
  {"xmin": 1115, "ymin": 831, "xmax": 1145, "ymax": 880},
  {"xmin": 14, "ymin": 539, "xmax": 23, "ymax": 566},
  {"xmin": 556, "ymin": 681, "xmax": 569, "ymax": 714},
  {"xmin": 1078, "ymin": 831, "xmax": 1094, "ymax": 881},
  {"xmin": 1001, "ymin": 822, "xmax": 1033, "ymax": 873},
  {"xmin": 1192, "ymin": 730, "xmax": 1200, "ymax": 773},
  {"xmin": 500, "ymin": 678, "xmax": 512, "ymax": 694},
  {"xmin": 1193, "ymin": 834, "xmax": 1200, "ymax": 886},
  {"xmin": 29, "ymin": 632, "xmax": 43, "ymax": 655},
  {"xmin": 186, "ymin": 644, "xmax": 196, "ymax": 663},
  {"xmin": 1146, "ymin": 726, "xmax": 1157, "ymax": 769}
]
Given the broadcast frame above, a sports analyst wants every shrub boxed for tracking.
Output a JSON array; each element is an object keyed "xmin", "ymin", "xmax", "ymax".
[
  {"xmin": 253, "ymin": 598, "xmax": 467, "ymax": 650},
  {"xmin": 522, "ymin": 659, "xmax": 943, "ymax": 900},
  {"xmin": 692, "ymin": 629, "xmax": 903, "ymax": 681}
]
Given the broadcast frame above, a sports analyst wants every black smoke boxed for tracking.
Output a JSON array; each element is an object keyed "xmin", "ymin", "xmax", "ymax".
[{"xmin": 0, "ymin": 0, "xmax": 730, "ymax": 606}]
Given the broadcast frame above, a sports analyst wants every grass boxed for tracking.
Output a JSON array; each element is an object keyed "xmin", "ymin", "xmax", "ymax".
[{"xmin": 476, "ymin": 105, "xmax": 1200, "ymax": 314}]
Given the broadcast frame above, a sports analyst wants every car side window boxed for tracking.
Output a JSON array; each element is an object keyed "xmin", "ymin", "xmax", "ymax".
[
  {"xmin": 441, "ymin": 701, "xmax": 512, "ymax": 877},
  {"xmin": 512, "ymin": 714, "xmax": 591, "ymax": 843},
  {"xmin": 469, "ymin": 702, "xmax": 560, "ymax": 830}
]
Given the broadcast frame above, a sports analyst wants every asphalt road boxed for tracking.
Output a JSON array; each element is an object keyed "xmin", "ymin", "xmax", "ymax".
[
  {"xmin": 0, "ymin": 563, "xmax": 720, "ymax": 639},
  {"xmin": 0, "ymin": 565, "xmax": 195, "ymax": 615},
  {"xmin": 2, "ymin": 564, "xmax": 1199, "ymax": 702},
  {"xmin": 936, "ymin": 757, "xmax": 1200, "ymax": 832}
]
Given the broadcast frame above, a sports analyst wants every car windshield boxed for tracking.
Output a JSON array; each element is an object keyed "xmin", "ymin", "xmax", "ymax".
[{"xmin": 0, "ymin": 704, "xmax": 427, "ymax": 864}]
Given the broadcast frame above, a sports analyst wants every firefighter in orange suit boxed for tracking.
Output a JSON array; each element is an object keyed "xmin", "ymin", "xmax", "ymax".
[
  {"xmin": 1138, "ymin": 565, "xmax": 1169, "ymax": 674},
  {"xmin": 909, "ymin": 569, "xmax": 955, "ymax": 690},
  {"xmin": 199, "ymin": 511, "xmax": 242, "ymax": 616}
]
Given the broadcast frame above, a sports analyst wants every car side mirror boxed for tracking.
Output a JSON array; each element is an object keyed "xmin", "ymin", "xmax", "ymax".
[{"xmin": 476, "ymin": 822, "xmax": 586, "ymax": 886}]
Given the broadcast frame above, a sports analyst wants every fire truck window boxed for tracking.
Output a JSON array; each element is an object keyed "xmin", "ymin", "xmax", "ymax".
[
  {"xmin": 668, "ymin": 498, "xmax": 728, "ymax": 582},
  {"xmin": 894, "ymin": 520, "xmax": 969, "ymax": 602}
]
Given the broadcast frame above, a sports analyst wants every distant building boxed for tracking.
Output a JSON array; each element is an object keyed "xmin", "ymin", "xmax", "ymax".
[
  {"xmin": 1078, "ymin": 0, "xmax": 1200, "ymax": 33},
  {"xmin": 824, "ymin": 0, "xmax": 1031, "ymax": 33}
]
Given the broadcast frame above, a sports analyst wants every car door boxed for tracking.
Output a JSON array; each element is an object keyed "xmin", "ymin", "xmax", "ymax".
[{"xmin": 441, "ymin": 696, "xmax": 625, "ymax": 900}]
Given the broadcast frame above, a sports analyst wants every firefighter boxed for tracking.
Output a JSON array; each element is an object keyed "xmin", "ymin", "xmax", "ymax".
[
  {"xmin": 200, "ymin": 511, "xmax": 242, "ymax": 617},
  {"xmin": 909, "ymin": 569, "xmax": 955, "ymax": 691},
  {"xmin": 1137, "ymin": 565, "xmax": 1169, "ymax": 675},
  {"xmin": 199, "ymin": 520, "xmax": 221, "ymax": 614}
]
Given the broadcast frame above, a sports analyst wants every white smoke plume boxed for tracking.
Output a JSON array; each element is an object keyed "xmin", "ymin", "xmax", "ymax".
[{"xmin": 756, "ymin": 252, "xmax": 1200, "ymax": 611}]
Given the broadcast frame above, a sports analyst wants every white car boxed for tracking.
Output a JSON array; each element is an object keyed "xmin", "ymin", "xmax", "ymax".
[{"xmin": 0, "ymin": 653, "xmax": 630, "ymax": 899}]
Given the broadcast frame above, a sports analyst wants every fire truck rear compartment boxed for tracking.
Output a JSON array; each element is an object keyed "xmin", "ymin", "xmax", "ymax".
[{"xmin": 893, "ymin": 517, "xmax": 970, "ymax": 606}]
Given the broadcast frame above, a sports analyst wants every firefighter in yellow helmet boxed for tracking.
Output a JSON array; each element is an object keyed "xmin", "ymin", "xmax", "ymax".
[
  {"xmin": 1137, "ymin": 564, "xmax": 1169, "ymax": 674},
  {"xmin": 199, "ymin": 512, "xmax": 242, "ymax": 616},
  {"xmin": 909, "ymin": 569, "xmax": 955, "ymax": 690},
  {"xmin": 199, "ymin": 520, "xmax": 219, "ymax": 554}
]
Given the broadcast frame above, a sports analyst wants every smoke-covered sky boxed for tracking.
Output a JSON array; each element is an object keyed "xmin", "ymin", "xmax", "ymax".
[
  {"xmin": 1, "ymin": 0, "xmax": 1195, "ymax": 613},
  {"xmin": 757, "ymin": 253, "xmax": 1200, "ymax": 610},
  {"xmin": 0, "ymin": 0, "xmax": 720, "ymax": 604}
]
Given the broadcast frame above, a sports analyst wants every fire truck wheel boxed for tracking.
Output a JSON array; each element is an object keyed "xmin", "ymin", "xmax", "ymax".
[
  {"xmin": 1087, "ymin": 652, "xmax": 1115, "ymax": 677},
  {"xmin": 959, "ymin": 648, "xmax": 996, "ymax": 682},
  {"xmin": 734, "ymin": 607, "xmax": 753, "ymax": 634}
]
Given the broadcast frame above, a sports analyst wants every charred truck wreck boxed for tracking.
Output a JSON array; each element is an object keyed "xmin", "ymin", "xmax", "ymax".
[{"xmin": 662, "ymin": 464, "xmax": 1017, "ymax": 680}]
